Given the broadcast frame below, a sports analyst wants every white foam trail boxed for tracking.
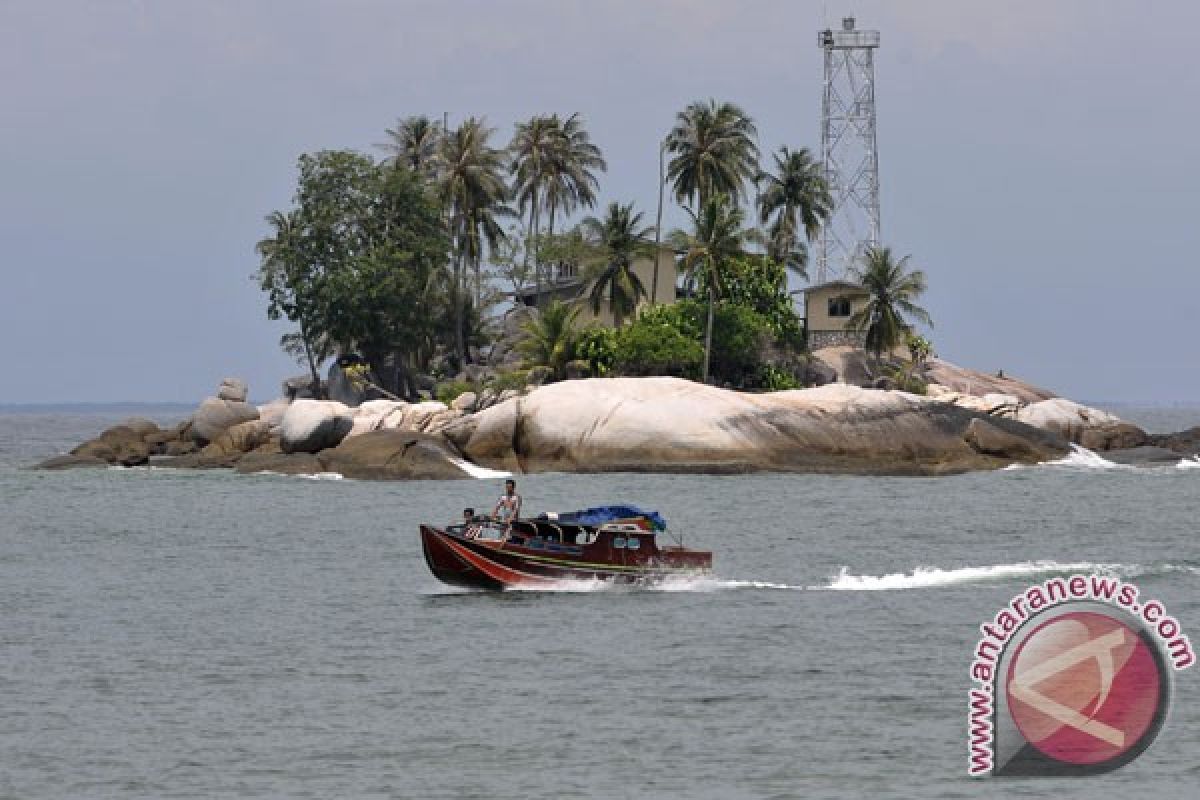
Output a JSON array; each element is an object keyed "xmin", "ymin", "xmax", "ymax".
[
  {"xmin": 450, "ymin": 457, "xmax": 512, "ymax": 480},
  {"xmin": 506, "ymin": 575, "xmax": 805, "ymax": 593},
  {"xmin": 1177, "ymin": 456, "xmax": 1200, "ymax": 470},
  {"xmin": 817, "ymin": 561, "xmax": 1122, "ymax": 591}
]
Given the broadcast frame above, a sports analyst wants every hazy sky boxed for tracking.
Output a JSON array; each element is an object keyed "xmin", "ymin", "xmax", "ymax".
[{"xmin": 2, "ymin": 0, "xmax": 1197, "ymax": 404}]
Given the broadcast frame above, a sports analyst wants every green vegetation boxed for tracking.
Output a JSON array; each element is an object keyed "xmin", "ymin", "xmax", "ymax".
[
  {"xmin": 670, "ymin": 196, "xmax": 747, "ymax": 382},
  {"xmin": 517, "ymin": 300, "xmax": 583, "ymax": 382},
  {"xmin": 755, "ymin": 146, "xmax": 831, "ymax": 277},
  {"xmin": 847, "ymin": 246, "xmax": 934, "ymax": 362},
  {"xmin": 256, "ymin": 98, "xmax": 935, "ymax": 399},
  {"xmin": 665, "ymin": 99, "xmax": 759, "ymax": 209},
  {"xmin": 256, "ymin": 151, "xmax": 449, "ymax": 399},
  {"xmin": 582, "ymin": 202, "xmax": 654, "ymax": 326}
]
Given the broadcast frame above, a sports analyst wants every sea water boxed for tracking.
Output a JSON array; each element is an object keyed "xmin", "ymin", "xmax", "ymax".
[{"xmin": 1, "ymin": 407, "xmax": 1198, "ymax": 799}]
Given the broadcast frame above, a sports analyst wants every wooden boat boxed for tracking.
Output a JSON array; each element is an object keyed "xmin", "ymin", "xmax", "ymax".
[{"xmin": 419, "ymin": 507, "xmax": 712, "ymax": 590}]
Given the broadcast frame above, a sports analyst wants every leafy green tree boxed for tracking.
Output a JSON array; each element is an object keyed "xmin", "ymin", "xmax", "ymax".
[
  {"xmin": 665, "ymin": 99, "xmax": 759, "ymax": 210},
  {"xmin": 655, "ymin": 300, "xmax": 772, "ymax": 388},
  {"xmin": 380, "ymin": 115, "xmax": 443, "ymax": 181},
  {"xmin": 257, "ymin": 150, "xmax": 449, "ymax": 399},
  {"xmin": 439, "ymin": 118, "xmax": 511, "ymax": 365},
  {"xmin": 535, "ymin": 226, "xmax": 594, "ymax": 285},
  {"xmin": 848, "ymin": 246, "xmax": 934, "ymax": 362},
  {"xmin": 581, "ymin": 201, "xmax": 654, "ymax": 326},
  {"xmin": 611, "ymin": 314, "xmax": 704, "ymax": 379},
  {"xmin": 517, "ymin": 300, "xmax": 582, "ymax": 381},
  {"xmin": 256, "ymin": 208, "xmax": 327, "ymax": 397},
  {"xmin": 756, "ymin": 146, "xmax": 831, "ymax": 277},
  {"xmin": 718, "ymin": 255, "xmax": 805, "ymax": 349},
  {"xmin": 574, "ymin": 326, "xmax": 618, "ymax": 377},
  {"xmin": 669, "ymin": 196, "xmax": 746, "ymax": 382}
]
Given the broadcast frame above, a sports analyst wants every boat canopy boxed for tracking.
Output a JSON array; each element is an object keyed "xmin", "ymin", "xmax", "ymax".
[{"xmin": 543, "ymin": 505, "xmax": 667, "ymax": 531}]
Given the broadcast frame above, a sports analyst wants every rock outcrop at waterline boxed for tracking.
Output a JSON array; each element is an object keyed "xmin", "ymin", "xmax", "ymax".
[
  {"xmin": 31, "ymin": 370, "xmax": 1200, "ymax": 478},
  {"xmin": 440, "ymin": 378, "xmax": 1070, "ymax": 475}
]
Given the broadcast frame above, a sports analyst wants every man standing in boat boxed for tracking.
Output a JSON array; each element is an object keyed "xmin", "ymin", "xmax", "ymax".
[{"xmin": 491, "ymin": 479, "xmax": 522, "ymax": 529}]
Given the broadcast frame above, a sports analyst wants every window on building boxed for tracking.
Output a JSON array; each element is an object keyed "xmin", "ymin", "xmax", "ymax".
[{"xmin": 828, "ymin": 296, "xmax": 852, "ymax": 317}]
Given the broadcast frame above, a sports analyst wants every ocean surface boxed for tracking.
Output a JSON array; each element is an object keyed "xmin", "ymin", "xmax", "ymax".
[{"xmin": 1, "ymin": 405, "xmax": 1198, "ymax": 799}]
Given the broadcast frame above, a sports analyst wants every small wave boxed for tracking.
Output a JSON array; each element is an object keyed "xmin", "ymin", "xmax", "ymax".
[
  {"xmin": 816, "ymin": 561, "xmax": 1125, "ymax": 591},
  {"xmin": 249, "ymin": 470, "xmax": 343, "ymax": 481},
  {"xmin": 1042, "ymin": 444, "xmax": 1127, "ymax": 470},
  {"xmin": 449, "ymin": 458, "xmax": 512, "ymax": 480},
  {"xmin": 1177, "ymin": 456, "xmax": 1200, "ymax": 470}
]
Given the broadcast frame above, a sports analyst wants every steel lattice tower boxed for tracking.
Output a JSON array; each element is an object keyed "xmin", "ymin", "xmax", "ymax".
[{"xmin": 817, "ymin": 17, "xmax": 881, "ymax": 283}]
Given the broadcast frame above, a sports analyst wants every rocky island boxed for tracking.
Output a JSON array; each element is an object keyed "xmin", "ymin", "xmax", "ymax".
[{"xmin": 33, "ymin": 357, "xmax": 1200, "ymax": 479}]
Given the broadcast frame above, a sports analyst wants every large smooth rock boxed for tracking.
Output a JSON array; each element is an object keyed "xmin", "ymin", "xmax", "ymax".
[
  {"xmin": 71, "ymin": 424, "xmax": 150, "ymax": 466},
  {"xmin": 451, "ymin": 391, "xmax": 477, "ymax": 412},
  {"xmin": 201, "ymin": 419, "xmax": 272, "ymax": 458},
  {"xmin": 317, "ymin": 430, "xmax": 469, "ymax": 480},
  {"xmin": 447, "ymin": 378, "xmax": 1068, "ymax": 475},
  {"xmin": 922, "ymin": 358, "xmax": 1055, "ymax": 404},
  {"xmin": 257, "ymin": 398, "xmax": 291, "ymax": 429},
  {"xmin": 1080, "ymin": 422, "xmax": 1148, "ymax": 452},
  {"xmin": 234, "ymin": 451, "xmax": 326, "ymax": 475},
  {"xmin": 963, "ymin": 418, "xmax": 1042, "ymax": 460},
  {"xmin": 191, "ymin": 397, "xmax": 260, "ymax": 443},
  {"xmin": 217, "ymin": 378, "xmax": 249, "ymax": 402},
  {"xmin": 279, "ymin": 399, "xmax": 353, "ymax": 454},
  {"xmin": 1016, "ymin": 398, "xmax": 1122, "ymax": 443}
]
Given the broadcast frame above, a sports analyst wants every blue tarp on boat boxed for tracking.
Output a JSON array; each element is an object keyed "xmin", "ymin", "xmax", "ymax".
[{"xmin": 549, "ymin": 505, "xmax": 667, "ymax": 531}]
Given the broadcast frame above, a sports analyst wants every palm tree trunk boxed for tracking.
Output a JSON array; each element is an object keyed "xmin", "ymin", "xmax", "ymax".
[
  {"xmin": 454, "ymin": 246, "xmax": 465, "ymax": 370},
  {"xmin": 473, "ymin": 253, "xmax": 481, "ymax": 310},
  {"xmin": 526, "ymin": 208, "xmax": 537, "ymax": 293},
  {"xmin": 703, "ymin": 284, "xmax": 715, "ymax": 384},
  {"xmin": 532, "ymin": 195, "xmax": 542, "ymax": 294},
  {"xmin": 652, "ymin": 142, "xmax": 664, "ymax": 305}
]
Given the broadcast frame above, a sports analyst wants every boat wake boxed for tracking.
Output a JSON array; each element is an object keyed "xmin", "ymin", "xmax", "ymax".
[
  {"xmin": 473, "ymin": 561, "xmax": 1198, "ymax": 594},
  {"xmin": 506, "ymin": 575, "xmax": 806, "ymax": 593},
  {"xmin": 815, "ymin": 560, "xmax": 1200, "ymax": 591}
]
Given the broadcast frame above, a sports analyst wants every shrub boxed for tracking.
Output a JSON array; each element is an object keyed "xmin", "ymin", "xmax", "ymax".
[
  {"xmin": 574, "ymin": 326, "xmax": 617, "ymax": 377},
  {"xmin": 611, "ymin": 316, "xmax": 703, "ymax": 379},
  {"xmin": 435, "ymin": 380, "xmax": 474, "ymax": 405},
  {"xmin": 489, "ymin": 368, "xmax": 530, "ymax": 392},
  {"xmin": 757, "ymin": 364, "xmax": 801, "ymax": 391}
]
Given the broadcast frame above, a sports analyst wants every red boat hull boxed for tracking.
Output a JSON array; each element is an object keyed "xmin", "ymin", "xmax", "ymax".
[{"xmin": 419, "ymin": 523, "xmax": 712, "ymax": 591}]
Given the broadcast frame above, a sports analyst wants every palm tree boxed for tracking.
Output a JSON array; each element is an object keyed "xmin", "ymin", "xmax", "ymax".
[
  {"xmin": 517, "ymin": 300, "xmax": 582, "ymax": 381},
  {"xmin": 542, "ymin": 113, "xmax": 607, "ymax": 239},
  {"xmin": 665, "ymin": 99, "xmax": 759, "ymax": 211},
  {"xmin": 582, "ymin": 202, "xmax": 654, "ymax": 326},
  {"xmin": 379, "ymin": 115, "xmax": 443, "ymax": 181},
  {"xmin": 756, "ymin": 146, "xmax": 831, "ymax": 278},
  {"xmin": 669, "ymin": 196, "xmax": 746, "ymax": 382},
  {"xmin": 847, "ymin": 246, "xmax": 934, "ymax": 363},
  {"xmin": 510, "ymin": 114, "xmax": 559, "ymax": 290},
  {"xmin": 438, "ymin": 118, "xmax": 510, "ymax": 366}
]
